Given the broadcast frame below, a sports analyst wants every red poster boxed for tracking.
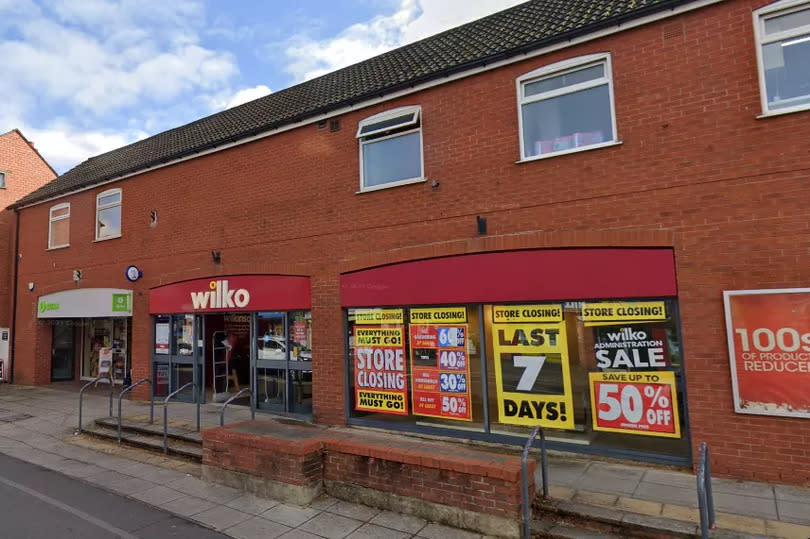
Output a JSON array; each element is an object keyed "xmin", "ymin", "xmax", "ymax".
[
  {"xmin": 725, "ymin": 289, "xmax": 810, "ymax": 417},
  {"xmin": 409, "ymin": 324, "xmax": 472, "ymax": 421},
  {"xmin": 589, "ymin": 371, "xmax": 681, "ymax": 438},
  {"xmin": 293, "ymin": 321, "xmax": 307, "ymax": 343}
]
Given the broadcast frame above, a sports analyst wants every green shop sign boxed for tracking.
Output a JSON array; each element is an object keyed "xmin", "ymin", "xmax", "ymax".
[
  {"xmin": 39, "ymin": 301, "xmax": 59, "ymax": 313},
  {"xmin": 112, "ymin": 293, "xmax": 131, "ymax": 313}
]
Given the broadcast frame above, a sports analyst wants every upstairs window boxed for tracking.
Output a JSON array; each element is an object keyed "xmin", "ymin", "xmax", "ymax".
[
  {"xmin": 518, "ymin": 54, "xmax": 616, "ymax": 160},
  {"xmin": 755, "ymin": 1, "xmax": 810, "ymax": 114},
  {"xmin": 48, "ymin": 203, "xmax": 70, "ymax": 249},
  {"xmin": 96, "ymin": 188, "xmax": 121, "ymax": 240},
  {"xmin": 0, "ymin": 171, "xmax": 6, "ymax": 188},
  {"xmin": 357, "ymin": 106, "xmax": 423, "ymax": 191}
]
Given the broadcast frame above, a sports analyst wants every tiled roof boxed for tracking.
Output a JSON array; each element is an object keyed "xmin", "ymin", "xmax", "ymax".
[{"xmin": 14, "ymin": 0, "xmax": 694, "ymax": 208}]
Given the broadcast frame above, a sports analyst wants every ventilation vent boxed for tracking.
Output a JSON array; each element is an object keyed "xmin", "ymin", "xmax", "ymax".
[
  {"xmin": 317, "ymin": 120, "xmax": 327, "ymax": 130},
  {"xmin": 330, "ymin": 119, "xmax": 341, "ymax": 132},
  {"xmin": 662, "ymin": 21, "xmax": 684, "ymax": 41}
]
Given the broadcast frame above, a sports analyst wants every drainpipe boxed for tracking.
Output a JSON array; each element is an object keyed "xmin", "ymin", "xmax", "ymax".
[{"xmin": 9, "ymin": 209, "xmax": 19, "ymax": 383}]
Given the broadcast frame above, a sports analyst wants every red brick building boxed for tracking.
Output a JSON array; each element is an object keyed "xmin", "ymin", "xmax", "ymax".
[
  {"xmin": 9, "ymin": 0, "xmax": 810, "ymax": 484},
  {"xmin": 0, "ymin": 129, "xmax": 56, "ymax": 379}
]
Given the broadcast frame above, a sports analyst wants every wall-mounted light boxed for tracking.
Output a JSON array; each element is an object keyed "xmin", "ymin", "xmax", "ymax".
[
  {"xmin": 150, "ymin": 209, "xmax": 158, "ymax": 228},
  {"xmin": 476, "ymin": 216, "xmax": 487, "ymax": 235},
  {"xmin": 27, "ymin": 282, "xmax": 34, "ymax": 292},
  {"xmin": 72, "ymin": 269, "xmax": 82, "ymax": 282},
  {"xmin": 211, "ymin": 250, "xmax": 222, "ymax": 264}
]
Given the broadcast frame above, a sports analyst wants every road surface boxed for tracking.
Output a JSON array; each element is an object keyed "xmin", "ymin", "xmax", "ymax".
[{"xmin": 0, "ymin": 452, "xmax": 228, "ymax": 538}]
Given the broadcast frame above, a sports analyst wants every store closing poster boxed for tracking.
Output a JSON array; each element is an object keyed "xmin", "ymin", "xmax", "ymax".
[
  {"xmin": 409, "ymin": 307, "xmax": 472, "ymax": 421},
  {"xmin": 584, "ymin": 301, "xmax": 681, "ymax": 437},
  {"xmin": 491, "ymin": 305, "xmax": 574, "ymax": 429},
  {"xmin": 353, "ymin": 309, "xmax": 408, "ymax": 415},
  {"xmin": 724, "ymin": 289, "xmax": 810, "ymax": 418}
]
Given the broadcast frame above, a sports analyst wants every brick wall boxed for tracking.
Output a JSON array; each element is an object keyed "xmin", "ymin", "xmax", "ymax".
[
  {"xmin": 12, "ymin": 0, "xmax": 810, "ymax": 482},
  {"xmin": 0, "ymin": 130, "xmax": 55, "ymax": 331}
]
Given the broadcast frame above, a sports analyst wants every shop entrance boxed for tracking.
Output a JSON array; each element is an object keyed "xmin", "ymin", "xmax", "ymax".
[{"xmin": 51, "ymin": 322, "xmax": 76, "ymax": 381}]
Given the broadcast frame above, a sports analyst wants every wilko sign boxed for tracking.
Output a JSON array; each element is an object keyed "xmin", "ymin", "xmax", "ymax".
[
  {"xmin": 190, "ymin": 280, "xmax": 250, "ymax": 310},
  {"xmin": 149, "ymin": 275, "xmax": 311, "ymax": 314}
]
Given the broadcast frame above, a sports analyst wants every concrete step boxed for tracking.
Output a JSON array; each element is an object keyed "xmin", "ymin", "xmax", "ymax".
[
  {"xmin": 95, "ymin": 416, "xmax": 202, "ymax": 444},
  {"xmin": 84, "ymin": 421, "xmax": 202, "ymax": 461},
  {"xmin": 533, "ymin": 498, "xmax": 775, "ymax": 539}
]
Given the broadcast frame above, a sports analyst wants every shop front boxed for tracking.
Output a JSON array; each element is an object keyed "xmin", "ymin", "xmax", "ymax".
[
  {"xmin": 36, "ymin": 288, "xmax": 133, "ymax": 383},
  {"xmin": 341, "ymin": 248, "xmax": 691, "ymax": 465},
  {"xmin": 148, "ymin": 275, "xmax": 312, "ymax": 415}
]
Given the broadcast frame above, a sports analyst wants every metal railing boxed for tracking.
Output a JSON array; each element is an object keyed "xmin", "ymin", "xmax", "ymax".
[
  {"xmin": 219, "ymin": 388, "xmax": 255, "ymax": 426},
  {"xmin": 697, "ymin": 442, "xmax": 716, "ymax": 539},
  {"xmin": 117, "ymin": 378, "xmax": 154, "ymax": 444},
  {"xmin": 162, "ymin": 382, "xmax": 199, "ymax": 454},
  {"xmin": 76, "ymin": 375, "xmax": 114, "ymax": 435},
  {"xmin": 521, "ymin": 426, "xmax": 548, "ymax": 539}
]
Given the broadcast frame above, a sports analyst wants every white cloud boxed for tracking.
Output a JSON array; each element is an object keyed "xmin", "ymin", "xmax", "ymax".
[
  {"xmin": 282, "ymin": 0, "xmax": 525, "ymax": 82},
  {"xmin": 22, "ymin": 123, "xmax": 147, "ymax": 173},
  {"xmin": 223, "ymin": 85, "xmax": 273, "ymax": 109}
]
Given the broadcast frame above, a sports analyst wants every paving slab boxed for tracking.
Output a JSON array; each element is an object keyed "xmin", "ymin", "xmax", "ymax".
[
  {"xmin": 369, "ymin": 510, "xmax": 427, "ymax": 534},
  {"xmin": 418, "ymin": 522, "xmax": 483, "ymax": 539},
  {"xmin": 712, "ymin": 478, "xmax": 776, "ymax": 500},
  {"xmin": 225, "ymin": 493, "xmax": 280, "ymax": 515},
  {"xmin": 132, "ymin": 484, "xmax": 187, "ymax": 505},
  {"xmin": 346, "ymin": 522, "xmax": 411, "ymax": 539},
  {"xmin": 223, "ymin": 516, "xmax": 291, "ymax": 539},
  {"xmin": 276, "ymin": 529, "xmax": 323, "ymax": 539},
  {"xmin": 161, "ymin": 494, "xmax": 219, "ymax": 517},
  {"xmin": 713, "ymin": 492, "xmax": 778, "ymax": 520},
  {"xmin": 326, "ymin": 499, "xmax": 381, "ymax": 521},
  {"xmin": 192, "ymin": 504, "xmax": 253, "ymax": 530},
  {"xmin": 261, "ymin": 503, "xmax": 321, "ymax": 528},
  {"xmin": 633, "ymin": 481, "xmax": 698, "ymax": 507},
  {"xmin": 299, "ymin": 511, "xmax": 364, "ymax": 539}
]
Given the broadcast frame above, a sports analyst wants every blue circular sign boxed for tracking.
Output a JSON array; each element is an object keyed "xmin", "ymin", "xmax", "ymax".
[{"xmin": 125, "ymin": 265, "xmax": 142, "ymax": 282}]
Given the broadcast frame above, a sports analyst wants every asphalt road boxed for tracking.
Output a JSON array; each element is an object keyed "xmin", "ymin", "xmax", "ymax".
[{"xmin": 0, "ymin": 452, "xmax": 228, "ymax": 538}]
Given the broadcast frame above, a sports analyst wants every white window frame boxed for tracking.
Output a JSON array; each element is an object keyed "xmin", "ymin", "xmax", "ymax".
[
  {"xmin": 0, "ymin": 171, "xmax": 6, "ymax": 189},
  {"xmin": 95, "ymin": 188, "xmax": 122, "ymax": 241},
  {"xmin": 754, "ymin": 0, "xmax": 810, "ymax": 117},
  {"xmin": 48, "ymin": 202, "xmax": 70, "ymax": 250},
  {"xmin": 356, "ymin": 105, "xmax": 425, "ymax": 192},
  {"xmin": 516, "ymin": 53, "xmax": 619, "ymax": 162}
]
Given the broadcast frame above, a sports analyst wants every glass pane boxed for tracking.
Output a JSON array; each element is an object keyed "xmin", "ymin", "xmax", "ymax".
[
  {"xmin": 288, "ymin": 311, "xmax": 312, "ymax": 362},
  {"xmin": 153, "ymin": 362, "xmax": 170, "ymax": 397},
  {"xmin": 359, "ymin": 113, "xmax": 417, "ymax": 135},
  {"xmin": 98, "ymin": 192, "xmax": 121, "ymax": 206},
  {"xmin": 171, "ymin": 363, "xmax": 195, "ymax": 399},
  {"xmin": 764, "ymin": 7, "xmax": 810, "ymax": 35},
  {"xmin": 257, "ymin": 312, "xmax": 286, "ymax": 360},
  {"xmin": 522, "ymin": 84, "xmax": 612, "ymax": 157},
  {"xmin": 50, "ymin": 218, "xmax": 69, "ymax": 247},
  {"xmin": 763, "ymin": 33, "xmax": 810, "ymax": 110},
  {"xmin": 97, "ymin": 206, "xmax": 121, "ymax": 238},
  {"xmin": 290, "ymin": 369, "xmax": 313, "ymax": 414},
  {"xmin": 173, "ymin": 315, "xmax": 194, "ymax": 356},
  {"xmin": 0, "ymin": 172, "xmax": 5, "ymax": 188},
  {"xmin": 256, "ymin": 367, "xmax": 285, "ymax": 409},
  {"xmin": 50, "ymin": 206, "xmax": 69, "ymax": 218},
  {"xmin": 362, "ymin": 131, "xmax": 422, "ymax": 188},
  {"xmin": 524, "ymin": 64, "xmax": 604, "ymax": 97}
]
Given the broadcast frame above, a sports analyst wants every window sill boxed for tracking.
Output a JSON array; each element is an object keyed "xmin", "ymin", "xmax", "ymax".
[
  {"xmin": 46, "ymin": 245, "xmax": 69, "ymax": 251},
  {"xmin": 757, "ymin": 105, "xmax": 810, "ymax": 119},
  {"xmin": 94, "ymin": 234, "xmax": 122, "ymax": 243},
  {"xmin": 356, "ymin": 176, "xmax": 426, "ymax": 194},
  {"xmin": 516, "ymin": 140, "xmax": 623, "ymax": 164}
]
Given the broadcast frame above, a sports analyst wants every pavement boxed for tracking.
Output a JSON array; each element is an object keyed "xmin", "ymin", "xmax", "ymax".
[{"xmin": 0, "ymin": 383, "xmax": 808, "ymax": 538}]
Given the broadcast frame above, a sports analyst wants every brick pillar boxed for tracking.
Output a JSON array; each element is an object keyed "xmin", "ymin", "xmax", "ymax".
[{"xmin": 310, "ymin": 273, "xmax": 345, "ymax": 426}]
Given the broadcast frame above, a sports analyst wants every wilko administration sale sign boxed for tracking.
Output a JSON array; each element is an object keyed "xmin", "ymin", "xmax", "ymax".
[
  {"xmin": 353, "ymin": 309, "xmax": 408, "ymax": 416},
  {"xmin": 589, "ymin": 371, "xmax": 681, "ymax": 437},
  {"xmin": 724, "ymin": 289, "xmax": 810, "ymax": 418}
]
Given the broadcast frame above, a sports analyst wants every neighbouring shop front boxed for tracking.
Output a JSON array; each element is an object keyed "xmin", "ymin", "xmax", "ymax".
[
  {"xmin": 148, "ymin": 275, "xmax": 312, "ymax": 416},
  {"xmin": 37, "ymin": 288, "xmax": 133, "ymax": 383},
  {"xmin": 341, "ymin": 248, "xmax": 691, "ymax": 465}
]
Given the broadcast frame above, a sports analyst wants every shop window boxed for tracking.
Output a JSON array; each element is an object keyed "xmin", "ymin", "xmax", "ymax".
[
  {"xmin": 356, "ymin": 105, "xmax": 424, "ymax": 191},
  {"xmin": 95, "ymin": 188, "xmax": 121, "ymax": 241},
  {"xmin": 517, "ymin": 54, "xmax": 616, "ymax": 160},
  {"xmin": 48, "ymin": 202, "xmax": 70, "ymax": 249},
  {"xmin": 345, "ymin": 299, "xmax": 689, "ymax": 463},
  {"xmin": 755, "ymin": 1, "xmax": 810, "ymax": 115}
]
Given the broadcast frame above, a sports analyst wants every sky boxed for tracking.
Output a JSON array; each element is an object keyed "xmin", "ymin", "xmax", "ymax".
[{"xmin": 0, "ymin": 0, "xmax": 525, "ymax": 173}]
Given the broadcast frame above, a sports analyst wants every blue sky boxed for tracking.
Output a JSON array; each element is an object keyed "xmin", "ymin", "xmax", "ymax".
[{"xmin": 0, "ymin": 0, "xmax": 523, "ymax": 173}]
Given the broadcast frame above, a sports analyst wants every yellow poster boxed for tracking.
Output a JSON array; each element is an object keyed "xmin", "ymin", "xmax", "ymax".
[
  {"xmin": 354, "ymin": 308, "xmax": 404, "ymax": 325},
  {"xmin": 409, "ymin": 307, "xmax": 467, "ymax": 324},
  {"xmin": 492, "ymin": 304, "xmax": 563, "ymax": 323},
  {"xmin": 491, "ymin": 312, "xmax": 574, "ymax": 429},
  {"xmin": 582, "ymin": 302, "xmax": 666, "ymax": 326},
  {"xmin": 354, "ymin": 324, "xmax": 408, "ymax": 415},
  {"xmin": 589, "ymin": 371, "xmax": 681, "ymax": 438}
]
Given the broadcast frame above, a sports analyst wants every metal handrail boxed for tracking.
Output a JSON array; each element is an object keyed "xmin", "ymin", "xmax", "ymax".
[
  {"xmin": 521, "ymin": 426, "xmax": 548, "ymax": 539},
  {"xmin": 162, "ymin": 382, "xmax": 198, "ymax": 454},
  {"xmin": 219, "ymin": 388, "xmax": 255, "ymax": 426},
  {"xmin": 76, "ymin": 375, "xmax": 114, "ymax": 435},
  {"xmin": 697, "ymin": 442, "xmax": 716, "ymax": 539},
  {"xmin": 117, "ymin": 378, "xmax": 153, "ymax": 444}
]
